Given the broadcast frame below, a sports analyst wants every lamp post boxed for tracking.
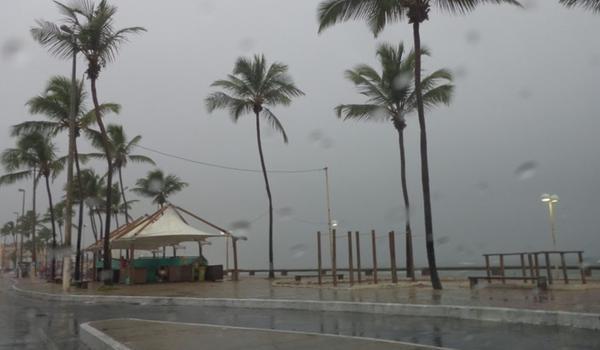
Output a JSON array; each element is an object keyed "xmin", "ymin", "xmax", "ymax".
[
  {"xmin": 13, "ymin": 212, "xmax": 19, "ymax": 274},
  {"xmin": 540, "ymin": 193, "xmax": 559, "ymax": 250},
  {"xmin": 18, "ymin": 189, "xmax": 25, "ymax": 275}
]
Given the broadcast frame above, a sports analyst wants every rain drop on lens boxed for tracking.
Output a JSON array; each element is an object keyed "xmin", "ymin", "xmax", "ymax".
[{"xmin": 515, "ymin": 161, "xmax": 538, "ymax": 181}]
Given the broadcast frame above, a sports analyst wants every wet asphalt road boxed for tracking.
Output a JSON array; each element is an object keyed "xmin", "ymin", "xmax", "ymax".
[{"xmin": 1, "ymin": 280, "xmax": 600, "ymax": 350}]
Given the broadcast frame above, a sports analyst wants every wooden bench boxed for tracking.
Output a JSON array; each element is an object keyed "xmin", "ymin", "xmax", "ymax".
[
  {"xmin": 468, "ymin": 276, "xmax": 547, "ymax": 290},
  {"xmin": 295, "ymin": 274, "xmax": 344, "ymax": 282}
]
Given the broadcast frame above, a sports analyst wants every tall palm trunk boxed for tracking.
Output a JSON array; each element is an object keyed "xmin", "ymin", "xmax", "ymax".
[
  {"xmin": 397, "ymin": 127, "xmax": 415, "ymax": 280},
  {"xmin": 45, "ymin": 174, "xmax": 57, "ymax": 280},
  {"xmin": 96, "ymin": 210, "xmax": 104, "ymax": 240},
  {"xmin": 90, "ymin": 77, "xmax": 114, "ymax": 284},
  {"xmin": 255, "ymin": 111, "xmax": 275, "ymax": 279},
  {"xmin": 30, "ymin": 169, "xmax": 38, "ymax": 271},
  {"xmin": 30, "ymin": 169, "xmax": 37, "ymax": 272},
  {"xmin": 412, "ymin": 20, "xmax": 441, "ymax": 290},
  {"xmin": 89, "ymin": 210, "xmax": 98, "ymax": 242},
  {"xmin": 74, "ymin": 145, "xmax": 85, "ymax": 281},
  {"xmin": 118, "ymin": 167, "xmax": 130, "ymax": 224}
]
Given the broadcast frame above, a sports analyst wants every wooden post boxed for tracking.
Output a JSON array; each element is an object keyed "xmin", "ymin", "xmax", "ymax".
[
  {"xmin": 389, "ymin": 231, "xmax": 397, "ymax": 283},
  {"xmin": 332, "ymin": 229, "xmax": 337, "ymax": 287},
  {"xmin": 485, "ymin": 255, "xmax": 491, "ymax": 283},
  {"xmin": 520, "ymin": 253, "xmax": 527, "ymax": 283},
  {"xmin": 355, "ymin": 231, "xmax": 361, "ymax": 284},
  {"xmin": 578, "ymin": 252, "xmax": 586, "ymax": 284},
  {"xmin": 528, "ymin": 254, "xmax": 535, "ymax": 284},
  {"xmin": 232, "ymin": 238, "xmax": 239, "ymax": 281},
  {"xmin": 347, "ymin": 231, "xmax": 354, "ymax": 286},
  {"xmin": 544, "ymin": 252, "xmax": 553, "ymax": 284},
  {"xmin": 534, "ymin": 253, "xmax": 540, "ymax": 278},
  {"xmin": 128, "ymin": 245, "xmax": 135, "ymax": 285},
  {"xmin": 317, "ymin": 231, "xmax": 322, "ymax": 285},
  {"xmin": 499, "ymin": 254, "xmax": 505, "ymax": 284},
  {"xmin": 560, "ymin": 252, "xmax": 568, "ymax": 284},
  {"xmin": 371, "ymin": 230, "xmax": 378, "ymax": 284}
]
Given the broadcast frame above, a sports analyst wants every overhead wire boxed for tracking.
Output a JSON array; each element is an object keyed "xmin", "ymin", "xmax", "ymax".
[{"xmin": 133, "ymin": 144, "xmax": 324, "ymax": 174}]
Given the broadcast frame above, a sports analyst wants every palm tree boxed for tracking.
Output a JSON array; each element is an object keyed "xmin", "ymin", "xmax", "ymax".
[
  {"xmin": 1, "ymin": 221, "xmax": 17, "ymax": 245},
  {"xmin": 70, "ymin": 167, "xmax": 105, "ymax": 279},
  {"xmin": 205, "ymin": 54, "xmax": 304, "ymax": 279},
  {"xmin": 32, "ymin": 0, "xmax": 146, "ymax": 283},
  {"xmin": 131, "ymin": 169, "xmax": 188, "ymax": 208},
  {"xmin": 336, "ymin": 42, "xmax": 453, "ymax": 280},
  {"xmin": 13, "ymin": 75, "xmax": 119, "ymax": 281},
  {"xmin": 13, "ymin": 132, "xmax": 65, "ymax": 278},
  {"xmin": 560, "ymin": 0, "xmax": 600, "ymax": 12},
  {"xmin": 317, "ymin": 0, "xmax": 519, "ymax": 289},
  {"xmin": 88, "ymin": 124, "xmax": 155, "ymax": 223},
  {"xmin": 0, "ymin": 134, "xmax": 46, "ymax": 268},
  {"xmin": 1, "ymin": 221, "xmax": 17, "ymax": 267}
]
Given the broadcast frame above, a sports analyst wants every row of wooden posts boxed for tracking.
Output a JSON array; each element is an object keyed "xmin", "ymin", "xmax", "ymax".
[
  {"xmin": 484, "ymin": 251, "xmax": 587, "ymax": 285},
  {"xmin": 316, "ymin": 229, "xmax": 409, "ymax": 286}
]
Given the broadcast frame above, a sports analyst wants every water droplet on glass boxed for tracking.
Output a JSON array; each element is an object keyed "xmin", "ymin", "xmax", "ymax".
[
  {"xmin": 148, "ymin": 179, "xmax": 162, "ymax": 193},
  {"xmin": 1, "ymin": 38, "xmax": 30, "ymax": 67},
  {"xmin": 465, "ymin": 29, "xmax": 480, "ymax": 45},
  {"xmin": 517, "ymin": 88, "xmax": 532, "ymax": 100},
  {"xmin": 454, "ymin": 65, "xmax": 468, "ymax": 79},
  {"xmin": 289, "ymin": 243, "xmax": 307, "ymax": 259},
  {"xmin": 589, "ymin": 53, "xmax": 600, "ymax": 67},
  {"xmin": 277, "ymin": 207, "xmax": 294, "ymax": 221},
  {"xmin": 230, "ymin": 220, "xmax": 251, "ymax": 238},
  {"xmin": 320, "ymin": 137, "xmax": 334, "ymax": 149},
  {"xmin": 393, "ymin": 71, "xmax": 412, "ymax": 90},
  {"xmin": 515, "ymin": 161, "xmax": 538, "ymax": 181},
  {"xmin": 521, "ymin": 0, "xmax": 538, "ymax": 10},
  {"xmin": 383, "ymin": 206, "xmax": 405, "ymax": 225},
  {"xmin": 238, "ymin": 37, "xmax": 256, "ymax": 52},
  {"xmin": 198, "ymin": 0, "xmax": 216, "ymax": 14},
  {"xmin": 436, "ymin": 236, "xmax": 450, "ymax": 245},
  {"xmin": 308, "ymin": 129, "xmax": 323, "ymax": 143}
]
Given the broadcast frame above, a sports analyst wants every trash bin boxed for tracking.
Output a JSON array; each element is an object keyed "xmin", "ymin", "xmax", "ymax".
[{"xmin": 198, "ymin": 266, "xmax": 206, "ymax": 282}]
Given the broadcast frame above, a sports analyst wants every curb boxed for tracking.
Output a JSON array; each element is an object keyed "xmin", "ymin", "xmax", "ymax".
[{"xmin": 12, "ymin": 283, "xmax": 600, "ymax": 330}]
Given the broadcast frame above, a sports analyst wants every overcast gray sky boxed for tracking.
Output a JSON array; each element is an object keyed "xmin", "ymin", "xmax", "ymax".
[{"xmin": 1, "ymin": 0, "xmax": 599, "ymax": 271}]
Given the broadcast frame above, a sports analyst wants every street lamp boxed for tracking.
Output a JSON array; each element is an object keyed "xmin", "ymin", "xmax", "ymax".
[
  {"xmin": 540, "ymin": 193, "xmax": 559, "ymax": 250},
  {"xmin": 17, "ymin": 189, "xmax": 25, "ymax": 274}
]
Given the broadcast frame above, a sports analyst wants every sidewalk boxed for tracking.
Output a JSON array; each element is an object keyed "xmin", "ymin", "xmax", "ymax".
[
  {"xmin": 12, "ymin": 275, "xmax": 600, "ymax": 314},
  {"xmin": 80, "ymin": 319, "xmax": 452, "ymax": 350}
]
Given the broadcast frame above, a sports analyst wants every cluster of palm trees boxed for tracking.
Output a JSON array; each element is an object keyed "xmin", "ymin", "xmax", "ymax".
[
  {"xmin": 2, "ymin": 0, "xmax": 596, "ymax": 288},
  {"xmin": 0, "ymin": 71, "xmax": 187, "ymax": 280}
]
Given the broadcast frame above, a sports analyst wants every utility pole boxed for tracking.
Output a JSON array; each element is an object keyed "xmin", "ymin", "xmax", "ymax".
[{"xmin": 324, "ymin": 167, "xmax": 334, "ymax": 279}]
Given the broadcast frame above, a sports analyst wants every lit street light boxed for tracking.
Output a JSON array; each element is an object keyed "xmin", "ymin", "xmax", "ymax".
[{"xmin": 540, "ymin": 193, "xmax": 559, "ymax": 250}]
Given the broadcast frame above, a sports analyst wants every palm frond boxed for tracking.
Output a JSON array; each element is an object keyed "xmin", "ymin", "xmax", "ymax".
[
  {"xmin": 30, "ymin": 19, "xmax": 75, "ymax": 59},
  {"xmin": 318, "ymin": 0, "xmax": 408, "ymax": 36},
  {"xmin": 262, "ymin": 108, "xmax": 289, "ymax": 143},
  {"xmin": 560, "ymin": 0, "xmax": 600, "ymax": 12},
  {"xmin": 335, "ymin": 103, "xmax": 388, "ymax": 122},
  {"xmin": 434, "ymin": 0, "xmax": 522, "ymax": 14},
  {"xmin": 11, "ymin": 121, "xmax": 61, "ymax": 137},
  {"xmin": 127, "ymin": 155, "xmax": 155, "ymax": 165},
  {"xmin": 0, "ymin": 170, "xmax": 33, "ymax": 186}
]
